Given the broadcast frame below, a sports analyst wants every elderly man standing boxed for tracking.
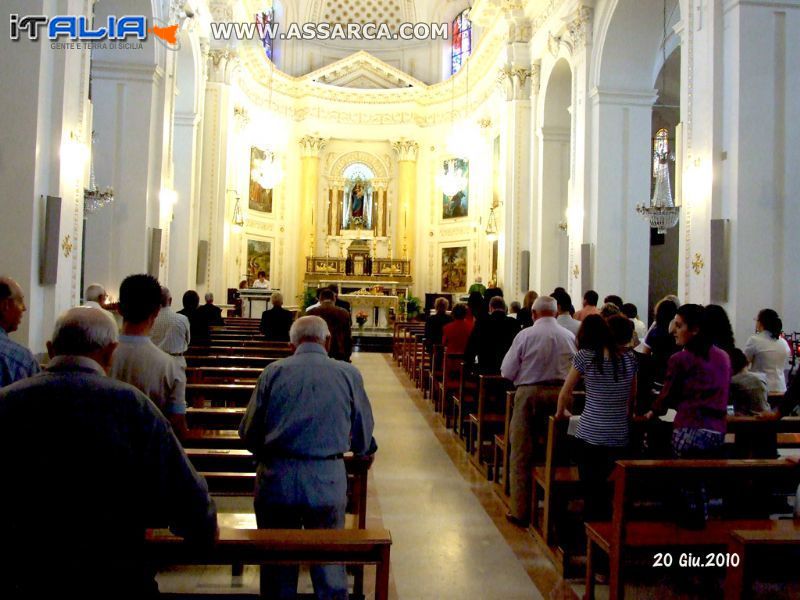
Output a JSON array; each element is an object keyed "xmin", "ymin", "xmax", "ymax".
[
  {"xmin": 111, "ymin": 274, "xmax": 188, "ymax": 438},
  {"xmin": 197, "ymin": 292, "xmax": 225, "ymax": 326},
  {"xmin": 0, "ymin": 276, "xmax": 39, "ymax": 387},
  {"xmin": 83, "ymin": 283, "xmax": 107, "ymax": 309},
  {"xmin": 240, "ymin": 316, "xmax": 375, "ymax": 600},
  {"xmin": 259, "ymin": 292, "xmax": 293, "ymax": 342},
  {"xmin": 150, "ymin": 286, "xmax": 191, "ymax": 369},
  {"xmin": 501, "ymin": 295, "xmax": 576, "ymax": 526},
  {"xmin": 0, "ymin": 307, "xmax": 216, "ymax": 597}
]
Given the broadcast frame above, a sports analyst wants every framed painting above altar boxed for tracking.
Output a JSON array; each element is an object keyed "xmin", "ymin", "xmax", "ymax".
[
  {"xmin": 441, "ymin": 246, "xmax": 467, "ymax": 293},
  {"xmin": 249, "ymin": 147, "xmax": 273, "ymax": 213},
  {"xmin": 247, "ymin": 239, "xmax": 271, "ymax": 283},
  {"xmin": 442, "ymin": 158, "xmax": 469, "ymax": 219}
]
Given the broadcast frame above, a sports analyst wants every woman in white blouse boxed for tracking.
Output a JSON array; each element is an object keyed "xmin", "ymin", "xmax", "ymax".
[{"xmin": 744, "ymin": 308, "xmax": 791, "ymax": 394}]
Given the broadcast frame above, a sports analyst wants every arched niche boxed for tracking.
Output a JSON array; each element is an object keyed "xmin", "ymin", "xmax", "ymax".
[{"xmin": 325, "ymin": 151, "xmax": 391, "ymax": 239}]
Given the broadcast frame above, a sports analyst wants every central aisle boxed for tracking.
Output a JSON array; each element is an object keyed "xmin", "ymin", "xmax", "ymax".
[{"xmin": 353, "ymin": 353, "xmax": 545, "ymax": 600}]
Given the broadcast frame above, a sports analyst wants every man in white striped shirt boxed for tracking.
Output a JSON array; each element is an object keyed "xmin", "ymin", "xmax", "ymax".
[{"xmin": 150, "ymin": 286, "xmax": 191, "ymax": 369}]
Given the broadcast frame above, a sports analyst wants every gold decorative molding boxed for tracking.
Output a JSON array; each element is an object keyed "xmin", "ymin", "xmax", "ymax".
[
  {"xmin": 61, "ymin": 235, "xmax": 73, "ymax": 258},
  {"xmin": 391, "ymin": 140, "xmax": 420, "ymax": 162},
  {"xmin": 572, "ymin": 264, "xmax": 580, "ymax": 279},
  {"xmin": 692, "ymin": 252, "xmax": 704, "ymax": 275},
  {"xmin": 299, "ymin": 135, "xmax": 328, "ymax": 158}
]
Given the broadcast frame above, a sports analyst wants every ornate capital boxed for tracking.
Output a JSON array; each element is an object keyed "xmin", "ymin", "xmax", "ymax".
[
  {"xmin": 497, "ymin": 64, "xmax": 532, "ymax": 101},
  {"xmin": 299, "ymin": 136, "xmax": 328, "ymax": 158},
  {"xmin": 567, "ymin": 6, "xmax": 593, "ymax": 52},
  {"xmin": 391, "ymin": 140, "xmax": 420, "ymax": 162},
  {"xmin": 207, "ymin": 49, "xmax": 238, "ymax": 84}
]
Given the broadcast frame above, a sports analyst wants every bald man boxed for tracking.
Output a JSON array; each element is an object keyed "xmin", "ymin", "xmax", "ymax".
[{"xmin": 0, "ymin": 276, "xmax": 39, "ymax": 387}]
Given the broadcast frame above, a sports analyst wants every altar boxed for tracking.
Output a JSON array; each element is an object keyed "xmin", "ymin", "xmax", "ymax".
[{"xmin": 340, "ymin": 293, "xmax": 399, "ymax": 330}]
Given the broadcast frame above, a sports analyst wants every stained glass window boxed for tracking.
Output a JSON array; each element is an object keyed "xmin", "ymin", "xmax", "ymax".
[
  {"xmin": 451, "ymin": 9, "xmax": 472, "ymax": 75},
  {"xmin": 256, "ymin": 8, "xmax": 275, "ymax": 60}
]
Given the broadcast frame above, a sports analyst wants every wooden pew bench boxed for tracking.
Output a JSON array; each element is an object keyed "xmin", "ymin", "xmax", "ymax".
[
  {"xmin": 146, "ymin": 527, "xmax": 392, "ymax": 600},
  {"xmin": 723, "ymin": 520, "xmax": 800, "ymax": 599},
  {"xmin": 186, "ymin": 407, "xmax": 246, "ymax": 429},
  {"xmin": 451, "ymin": 362, "xmax": 478, "ymax": 438},
  {"xmin": 184, "ymin": 355, "xmax": 281, "ymax": 368},
  {"xmin": 186, "ymin": 383, "xmax": 255, "ymax": 408},
  {"xmin": 467, "ymin": 375, "xmax": 513, "ymax": 478},
  {"xmin": 186, "ymin": 366, "xmax": 262, "ymax": 384},
  {"xmin": 584, "ymin": 458, "xmax": 800, "ymax": 600}
]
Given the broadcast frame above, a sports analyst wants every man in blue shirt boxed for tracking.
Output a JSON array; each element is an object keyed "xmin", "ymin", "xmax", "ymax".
[
  {"xmin": 240, "ymin": 316, "xmax": 376, "ymax": 600},
  {"xmin": 0, "ymin": 276, "xmax": 39, "ymax": 387},
  {"xmin": 0, "ymin": 306, "xmax": 217, "ymax": 597}
]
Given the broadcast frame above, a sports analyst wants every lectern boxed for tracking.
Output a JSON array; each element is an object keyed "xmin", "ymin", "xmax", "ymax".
[{"xmin": 239, "ymin": 289, "xmax": 276, "ymax": 318}]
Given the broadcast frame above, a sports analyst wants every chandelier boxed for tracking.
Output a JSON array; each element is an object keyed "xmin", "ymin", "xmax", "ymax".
[
  {"xmin": 485, "ymin": 206, "xmax": 499, "ymax": 241},
  {"xmin": 251, "ymin": 150, "xmax": 283, "ymax": 190},
  {"xmin": 437, "ymin": 158, "xmax": 467, "ymax": 198},
  {"xmin": 636, "ymin": 131, "xmax": 679, "ymax": 236},
  {"xmin": 83, "ymin": 133, "xmax": 114, "ymax": 215},
  {"xmin": 231, "ymin": 192, "xmax": 245, "ymax": 231}
]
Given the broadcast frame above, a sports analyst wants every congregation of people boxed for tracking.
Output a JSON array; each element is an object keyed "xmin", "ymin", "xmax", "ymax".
[
  {"xmin": 416, "ymin": 277, "xmax": 798, "ymax": 531},
  {"xmin": 0, "ymin": 274, "xmax": 375, "ymax": 598}
]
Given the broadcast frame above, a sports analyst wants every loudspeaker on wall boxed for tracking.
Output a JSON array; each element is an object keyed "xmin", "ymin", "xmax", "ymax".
[
  {"xmin": 40, "ymin": 195, "xmax": 62, "ymax": 285},
  {"xmin": 196, "ymin": 240, "xmax": 209, "ymax": 284},
  {"xmin": 520, "ymin": 250, "xmax": 530, "ymax": 291},
  {"xmin": 148, "ymin": 228, "xmax": 162, "ymax": 277}
]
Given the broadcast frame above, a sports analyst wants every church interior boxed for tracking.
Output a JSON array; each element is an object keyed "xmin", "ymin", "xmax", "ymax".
[{"xmin": 1, "ymin": 0, "xmax": 800, "ymax": 597}]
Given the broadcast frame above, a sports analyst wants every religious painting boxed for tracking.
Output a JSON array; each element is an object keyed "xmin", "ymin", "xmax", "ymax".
[
  {"xmin": 442, "ymin": 158, "xmax": 469, "ymax": 220},
  {"xmin": 441, "ymin": 246, "xmax": 467, "ymax": 293},
  {"xmin": 248, "ymin": 147, "xmax": 273, "ymax": 213},
  {"xmin": 246, "ymin": 239, "xmax": 271, "ymax": 284}
]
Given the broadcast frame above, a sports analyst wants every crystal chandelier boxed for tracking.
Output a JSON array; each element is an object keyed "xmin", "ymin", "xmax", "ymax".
[
  {"xmin": 437, "ymin": 158, "xmax": 467, "ymax": 198},
  {"xmin": 636, "ymin": 130, "xmax": 679, "ymax": 235},
  {"xmin": 83, "ymin": 133, "xmax": 114, "ymax": 215},
  {"xmin": 251, "ymin": 150, "xmax": 283, "ymax": 190}
]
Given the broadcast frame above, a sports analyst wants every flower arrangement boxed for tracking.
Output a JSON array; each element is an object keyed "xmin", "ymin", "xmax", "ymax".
[
  {"xmin": 350, "ymin": 216, "xmax": 366, "ymax": 229},
  {"xmin": 355, "ymin": 311, "xmax": 368, "ymax": 327}
]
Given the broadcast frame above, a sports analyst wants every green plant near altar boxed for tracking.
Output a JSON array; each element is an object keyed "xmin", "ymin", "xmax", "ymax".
[
  {"xmin": 401, "ymin": 295, "xmax": 421, "ymax": 319},
  {"xmin": 298, "ymin": 287, "xmax": 318, "ymax": 311}
]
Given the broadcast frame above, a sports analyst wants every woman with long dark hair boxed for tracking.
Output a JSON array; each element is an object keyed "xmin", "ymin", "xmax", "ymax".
[
  {"xmin": 744, "ymin": 308, "xmax": 791, "ymax": 394},
  {"xmin": 648, "ymin": 304, "xmax": 731, "ymax": 458},
  {"xmin": 704, "ymin": 304, "xmax": 736, "ymax": 355},
  {"xmin": 557, "ymin": 314, "xmax": 637, "ymax": 520}
]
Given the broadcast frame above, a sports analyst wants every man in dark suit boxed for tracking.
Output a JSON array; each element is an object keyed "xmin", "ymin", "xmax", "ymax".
[
  {"xmin": 307, "ymin": 289, "xmax": 352, "ymax": 362},
  {"xmin": 328, "ymin": 284, "xmax": 351, "ymax": 314},
  {"xmin": 464, "ymin": 296, "xmax": 521, "ymax": 374},
  {"xmin": 178, "ymin": 290, "xmax": 210, "ymax": 345},
  {"xmin": 196, "ymin": 292, "xmax": 224, "ymax": 326},
  {"xmin": 260, "ymin": 292, "xmax": 293, "ymax": 342}
]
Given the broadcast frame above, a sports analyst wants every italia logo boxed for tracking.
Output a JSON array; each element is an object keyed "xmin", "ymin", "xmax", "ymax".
[{"xmin": 9, "ymin": 14, "xmax": 181, "ymax": 48}]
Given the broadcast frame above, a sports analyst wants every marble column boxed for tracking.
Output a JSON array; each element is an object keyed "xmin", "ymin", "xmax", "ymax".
[
  {"xmin": 298, "ymin": 136, "xmax": 327, "ymax": 292},
  {"xmin": 391, "ymin": 140, "xmax": 419, "ymax": 264},
  {"xmin": 496, "ymin": 12, "xmax": 533, "ymax": 299},
  {"xmin": 197, "ymin": 48, "xmax": 238, "ymax": 302}
]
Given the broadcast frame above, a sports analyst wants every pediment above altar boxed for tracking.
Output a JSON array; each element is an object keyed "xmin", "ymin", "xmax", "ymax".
[{"xmin": 304, "ymin": 51, "xmax": 426, "ymax": 90}]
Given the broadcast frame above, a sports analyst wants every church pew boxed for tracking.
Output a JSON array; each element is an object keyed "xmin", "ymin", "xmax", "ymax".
[
  {"xmin": 186, "ymin": 407, "xmax": 246, "ymax": 429},
  {"xmin": 186, "ymin": 383, "xmax": 254, "ymax": 408},
  {"xmin": 416, "ymin": 339, "xmax": 432, "ymax": 392},
  {"xmin": 726, "ymin": 416, "xmax": 800, "ymax": 458},
  {"xmin": 438, "ymin": 350, "xmax": 464, "ymax": 424},
  {"xmin": 186, "ymin": 345, "xmax": 293, "ymax": 357},
  {"xmin": 427, "ymin": 344, "xmax": 444, "ymax": 403},
  {"xmin": 492, "ymin": 391, "xmax": 515, "ymax": 499},
  {"xmin": 467, "ymin": 375, "xmax": 513, "ymax": 478},
  {"xmin": 451, "ymin": 362, "xmax": 478, "ymax": 437},
  {"xmin": 723, "ymin": 521, "xmax": 800, "ymax": 599},
  {"xmin": 186, "ymin": 366, "xmax": 262, "ymax": 384},
  {"xmin": 145, "ymin": 527, "xmax": 392, "ymax": 600},
  {"xmin": 184, "ymin": 355, "xmax": 282, "ymax": 368},
  {"xmin": 183, "ymin": 428, "xmax": 244, "ymax": 449},
  {"xmin": 584, "ymin": 458, "xmax": 800, "ymax": 600}
]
